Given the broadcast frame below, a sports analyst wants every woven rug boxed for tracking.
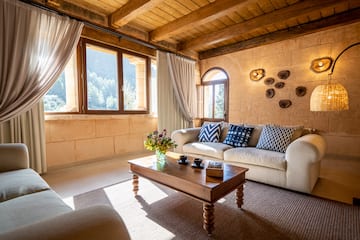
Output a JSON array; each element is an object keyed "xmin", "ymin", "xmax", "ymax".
[{"xmin": 70, "ymin": 178, "xmax": 360, "ymax": 240}]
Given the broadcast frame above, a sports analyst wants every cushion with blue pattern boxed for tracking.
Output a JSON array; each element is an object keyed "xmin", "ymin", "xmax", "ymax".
[
  {"xmin": 223, "ymin": 124, "xmax": 254, "ymax": 147},
  {"xmin": 256, "ymin": 125, "xmax": 295, "ymax": 153},
  {"xmin": 199, "ymin": 123, "xmax": 221, "ymax": 142}
]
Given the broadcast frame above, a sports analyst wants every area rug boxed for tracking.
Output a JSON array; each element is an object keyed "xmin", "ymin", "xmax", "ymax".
[{"xmin": 69, "ymin": 178, "xmax": 360, "ymax": 240}]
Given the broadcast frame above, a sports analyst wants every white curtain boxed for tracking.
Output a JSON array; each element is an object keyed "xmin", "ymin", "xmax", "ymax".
[
  {"xmin": 157, "ymin": 51, "xmax": 197, "ymax": 134},
  {"xmin": 0, "ymin": 0, "xmax": 83, "ymax": 173},
  {"xmin": 0, "ymin": 0, "xmax": 83, "ymax": 123},
  {"xmin": 0, "ymin": 102, "xmax": 46, "ymax": 173}
]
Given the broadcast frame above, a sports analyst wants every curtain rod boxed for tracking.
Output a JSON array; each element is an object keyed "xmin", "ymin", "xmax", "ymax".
[{"xmin": 19, "ymin": 0, "xmax": 197, "ymax": 61}]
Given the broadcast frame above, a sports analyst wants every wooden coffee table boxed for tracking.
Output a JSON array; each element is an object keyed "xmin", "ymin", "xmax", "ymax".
[{"xmin": 128, "ymin": 154, "xmax": 248, "ymax": 235}]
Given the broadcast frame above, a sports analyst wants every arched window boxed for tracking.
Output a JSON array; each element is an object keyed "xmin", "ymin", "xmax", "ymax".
[{"xmin": 201, "ymin": 67, "xmax": 229, "ymax": 122}]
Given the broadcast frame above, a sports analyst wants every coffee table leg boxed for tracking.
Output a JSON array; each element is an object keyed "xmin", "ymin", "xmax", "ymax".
[
  {"xmin": 236, "ymin": 184, "xmax": 244, "ymax": 208},
  {"xmin": 203, "ymin": 203, "xmax": 214, "ymax": 236},
  {"xmin": 133, "ymin": 174, "xmax": 139, "ymax": 196}
]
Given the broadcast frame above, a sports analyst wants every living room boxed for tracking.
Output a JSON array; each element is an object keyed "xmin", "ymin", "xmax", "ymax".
[{"xmin": 1, "ymin": 0, "xmax": 359, "ymax": 239}]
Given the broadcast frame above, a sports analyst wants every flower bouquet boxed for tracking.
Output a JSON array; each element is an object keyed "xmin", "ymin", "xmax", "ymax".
[{"xmin": 144, "ymin": 129, "xmax": 177, "ymax": 163}]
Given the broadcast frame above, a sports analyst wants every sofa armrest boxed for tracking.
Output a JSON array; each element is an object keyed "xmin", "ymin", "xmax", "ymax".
[
  {"xmin": 171, "ymin": 128, "xmax": 201, "ymax": 153},
  {"xmin": 0, "ymin": 205, "xmax": 131, "ymax": 240},
  {"xmin": 285, "ymin": 134, "xmax": 326, "ymax": 193},
  {"xmin": 0, "ymin": 144, "xmax": 29, "ymax": 172}
]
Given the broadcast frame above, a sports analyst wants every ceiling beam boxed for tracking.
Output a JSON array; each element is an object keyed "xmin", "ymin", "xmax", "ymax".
[
  {"xmin": 110, "ymin": 0, "xmax": 163, "ymax": 28},
  {"xmin": 150, "ymin": 0, "xmax": 254, "ymax": 42},
  {"xmin": 179, "ymin": 0, "xmax": 348, "ymax": 51},
  {"xmin": 199, "ymin": 8, "xmax": 360, "ymax": 59}
]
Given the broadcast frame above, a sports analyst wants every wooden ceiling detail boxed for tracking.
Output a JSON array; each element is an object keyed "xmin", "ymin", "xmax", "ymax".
[
  {"xmin": 27, "ymin": 0, "xmax": 360, "ymax": 60},
  {"xmin": 179, "ymin": 0, "xmax": 348, "ymax": 51},
  {"xmin": 149, "ymin": 0, "xmax": 253, "ymax": 42}
]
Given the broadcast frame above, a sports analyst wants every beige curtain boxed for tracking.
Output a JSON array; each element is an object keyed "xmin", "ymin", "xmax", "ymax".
[
  {"xmin": 0, "ymin": 102, "xmax": 46, "ymax": 173},
  {"xmin": 0, "ymin": 0, "xmax": 83, "ymax": 173},
  {"xmin": 0, "ymin": 0, "xmax": 83, "ymax": 123},
  {"xmin": 157, "ymin": 51, "xmax": 197, "ymax": 134}
]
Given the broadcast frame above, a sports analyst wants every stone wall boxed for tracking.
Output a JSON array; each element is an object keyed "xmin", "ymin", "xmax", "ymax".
[
  {"xmin": 45, "ymin": 115, "xmax": 157, "ymax": 169},
  {"xmin": 199, "ymin": 22, "xmax": 360, "ymax": 157}
]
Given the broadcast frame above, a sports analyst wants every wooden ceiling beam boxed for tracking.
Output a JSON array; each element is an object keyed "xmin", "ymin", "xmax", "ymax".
[
  {"xmin": 110, "ymin": 0, "xmax": 163, "ymax": 28},
  {"xmin": 150, "ymin": 0, "xmax": 254, "ymax": 42},
  {"xmin": 179, "ymin": 0, "xmax": 348, "ymax": 51},
  {"xmin": 199, "ymin": 8, "xmax": 360, "ymax": 59}
]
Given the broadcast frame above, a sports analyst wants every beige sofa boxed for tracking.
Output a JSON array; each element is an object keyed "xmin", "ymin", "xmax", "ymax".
[
  {"xmin": 171, "ymin": 124, "xmax": 326, "ymax": 193},
  {"xmin": 0, "ymin": 143, "xmax": 130, "ymax": 240}
]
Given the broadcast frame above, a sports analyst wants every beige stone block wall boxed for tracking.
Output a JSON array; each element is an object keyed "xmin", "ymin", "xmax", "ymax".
[
  {"xmin": 45, "ymin": 115, "xmax": 157, "ymax": 169},
  {"xmin": 200, "ymin": 22, "xmax": 360, "ymax": 157}
]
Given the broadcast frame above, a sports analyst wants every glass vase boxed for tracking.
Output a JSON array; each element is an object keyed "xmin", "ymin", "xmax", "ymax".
[{"xmin": 155, "ymin": 149, "xmax": 167, "ymax": 166}]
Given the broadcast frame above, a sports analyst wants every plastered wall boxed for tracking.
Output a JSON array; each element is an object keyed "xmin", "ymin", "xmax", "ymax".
[
  {"xmin": 45, "ymin": 115, "xmax": 157, "ymax": 169},
  {"xmin": 200, "ymin": 22, "xmax": 360, "ymax": 157}
]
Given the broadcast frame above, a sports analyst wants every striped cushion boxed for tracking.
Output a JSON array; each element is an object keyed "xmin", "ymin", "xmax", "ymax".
[{"xmin": 199, "ymin": 123, "xmax": 221, "ymax": 142}]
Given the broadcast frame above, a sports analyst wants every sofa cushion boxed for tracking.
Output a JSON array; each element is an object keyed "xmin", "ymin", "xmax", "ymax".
[
  {"xmin": 199, "ymin": 122, "xmax": 221, "ymax": 142},
  {"xmin": 223, "ymin": 124, "xmax": 254, "ymax": 147},
  {"xmin": 256, "ymin": 125, "xmax": 295, "ymax": 153},
  {"xmin": 224, "ymin": 147, "xmax": 286, "ymax": 171},
  {"xmin": 0, "ymin": 169, "xmax": 50, "ymax": 202},
  {"xmin": 0, "ymin": 190, "xmax": 72, "ymax": 234},
  {"xmin": 245, "ymin": 124, "xmax": 263, "ymax": 147},
  {"xmin": 183, "ymin": 142, "xmax": 233, "ymax": 160}
]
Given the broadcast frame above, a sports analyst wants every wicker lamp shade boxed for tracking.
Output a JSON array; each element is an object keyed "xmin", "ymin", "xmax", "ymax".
[{"xmin": 310, "ymin": 83, "xmax": 349, "ymax": 111}]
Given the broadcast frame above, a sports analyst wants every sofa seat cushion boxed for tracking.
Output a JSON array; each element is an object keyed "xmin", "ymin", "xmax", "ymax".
[
  {"xmin": 224, "ymin": 147, "xmax": 286, "ymax": 171},
  {"xmin": 0, "ymin": 169, "xmax": 50, "ymax": 202},
  {"xmin": 0, "ymin": 190, "xmax": 72, "ymax": 234},
  {"xmin": 183, "ymin": 142, "xmax": 233, "ymax": 159}
]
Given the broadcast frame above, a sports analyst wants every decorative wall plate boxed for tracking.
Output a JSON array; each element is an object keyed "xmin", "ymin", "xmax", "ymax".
[
  {"xmin": 277, "ymin": 70, "xmax": 290, "ymax": 79},
  {"xmin": 295, "ymin": 86, "xmax": 307, "ymax": 97},
  {"xmin": 266, "ymin": 88, "xmax": 275, "ymax": 98},
  {"xmin": 275, "ymin": 82, "xmax": 285, "ymax": 89},
  {"xmin": 250, "ymin": 69, "xmax": 265, "ymax": 81},
  {"xmin": 279, "ymin": 99, "xmax": 292, "ymax": 108},
  {"xmin": 264, "ymin": 77, "xmax": 275, "ymax": 85}
]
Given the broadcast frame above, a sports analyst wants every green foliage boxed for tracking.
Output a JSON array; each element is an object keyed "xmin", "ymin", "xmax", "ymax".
[{"xmin": 144, "ymin": 129, "xmax": 177, "ymax": 153}]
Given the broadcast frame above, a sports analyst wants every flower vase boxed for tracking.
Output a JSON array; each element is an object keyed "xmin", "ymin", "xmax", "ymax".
[{"xmin": 155, "ymin": 149, "xmax": 167, "ymax": 166}]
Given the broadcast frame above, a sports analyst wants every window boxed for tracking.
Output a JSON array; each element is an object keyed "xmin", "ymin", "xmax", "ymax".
[
  {"xmin": 44, "ymin": 52, "xmax": 78, "ymax": 112},
  {"xmin": 82, "ymin": 39, "xmax": 149, "ymax": 114},
  {"xmin": 150, "ymin": 59, "xmax": 157, "ymax": 115},
  {"xmin": 45, "ymin": 38, "xmax": 153, "ymax": 115},
  {"xmin": 201, "ymin": 68, "xmax": 229, "ymax": 122}
]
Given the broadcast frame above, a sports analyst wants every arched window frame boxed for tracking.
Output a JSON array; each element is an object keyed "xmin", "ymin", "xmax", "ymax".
[{"xmin": 200, "ymin": 67, "xmax": 229, "ymax": 122}]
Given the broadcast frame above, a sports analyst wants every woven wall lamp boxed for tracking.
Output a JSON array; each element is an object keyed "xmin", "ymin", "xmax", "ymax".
[{"xmin": 310, "ymin": 42, "xmax": 360, "ymax": 111}]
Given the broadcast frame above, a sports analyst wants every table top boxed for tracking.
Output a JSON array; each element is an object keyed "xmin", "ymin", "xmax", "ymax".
[{"xmin": 128, "ymin": 154, "xmax": 248, "ymax": 203}]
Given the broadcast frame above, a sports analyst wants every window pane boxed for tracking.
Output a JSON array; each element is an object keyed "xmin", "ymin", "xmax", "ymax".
[
  {"xmin": 203, "ymin": 69, "xmax": 227, "ymax": 82},
  {"xmin": 150, "ymin": 60, "xmax": 157, "ymax": 115},
  {"xmin": 123, "ymin": 54, "xmax": 147, "ymax": 111},
  {"xmin": 214, "ymin": 84, "xmax": 224, "ymax": 118},
  {"xmin": 44, "ymin": 52, "xmax": 78, "ymax": 112},
  {"xmin": 86, "ymin": 44, "xmax": 119, "ymax": 110},
  {"xmin": 204, "ymin": 85, "xmax": 213, "ymax": 118}
]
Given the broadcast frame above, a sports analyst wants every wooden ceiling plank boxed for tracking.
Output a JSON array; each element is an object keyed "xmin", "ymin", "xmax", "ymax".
[
  {"xmin": 150, "ymin": 0, "xmax": 255, "ymax": 42},
  {"xmin": 199, "ymin": 7, "xmax": 360, "ymax": 59},
  {"xmin": 110, "ymin": 0, "xmax": 164, "ymax": 28},
  {"xmin": 179, "ymin": 0, "xmax": 348, "ymax": 51}
]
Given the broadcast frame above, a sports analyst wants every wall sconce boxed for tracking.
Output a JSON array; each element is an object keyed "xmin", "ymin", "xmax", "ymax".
[
  {"xmin": 310, "ymin": 57, "xmax": 333, "ymax": 73},
  {"xmin": 310, "ymin": 42, "xmax": 360, "ymax": 111},
  {"xmin": 250, "ymin": 69, "xmax": 265, "ymax": 81}
]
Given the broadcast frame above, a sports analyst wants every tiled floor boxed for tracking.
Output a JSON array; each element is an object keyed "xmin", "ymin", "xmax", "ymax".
[{"xmin": 43, "ymin": 153, "xmax": 360, "ymax": 205}]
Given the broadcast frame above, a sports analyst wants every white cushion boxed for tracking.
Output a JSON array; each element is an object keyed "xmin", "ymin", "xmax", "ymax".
[
  {"xmin": 0, "ymin": 169, "xmax": 50, "ymax": 202},
  {"xmin": 224, "ymin": 147, "xmax": 286, "ymax": 171},
  {"xmin": 183, "ymin": 142, "xmax": 233, "ymax": 160}
]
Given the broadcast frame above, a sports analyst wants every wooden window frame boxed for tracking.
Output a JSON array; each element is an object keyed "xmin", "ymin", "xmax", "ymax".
[{"xmin": 201, "ymin": 67, "xmax": 229, "ymax": 122}]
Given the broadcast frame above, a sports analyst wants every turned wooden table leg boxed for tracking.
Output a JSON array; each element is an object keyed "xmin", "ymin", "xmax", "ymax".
[
  {"xmin": 132, "ymin": 174, "xmax": 139, "ymax": 196},
  {"xmin": 203, "ymin": 203, "xmax": 214, "ymax": 236},
  {"xmin": 236, "ymin": 184, "xmax": 244, "ymax": 208}
]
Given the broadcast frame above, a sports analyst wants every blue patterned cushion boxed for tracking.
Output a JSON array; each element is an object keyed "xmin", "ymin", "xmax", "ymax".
[
  {"xmin": 223, "ymin": 124, "xmax": 254, "ymax": 147},
  {"xmin": 256, "ymin": 125, "xmax": 295, "ymax": 153},
  {"xmin": 199, "ymin": 123, "xmax": 221, "ymax": 142}
]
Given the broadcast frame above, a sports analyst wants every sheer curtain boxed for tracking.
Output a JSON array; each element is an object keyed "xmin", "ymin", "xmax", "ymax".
[
  {"xmin": 0, "ymin": 0, "xmax": 83, "ymax": 122},
  {"xmin": 0, "ymin": 0, "xmax": 83, "ymax": 173},
  {"xmin": 157, "ymin": 51, "xmax": 197, "ymax": 134}
]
